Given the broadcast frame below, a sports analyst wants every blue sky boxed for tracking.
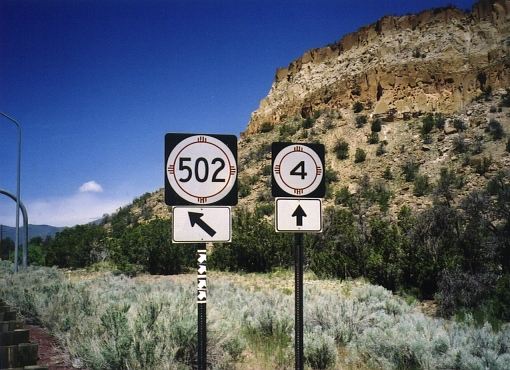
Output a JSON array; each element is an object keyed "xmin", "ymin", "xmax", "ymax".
[{"xmin": 0, "ymin": 0, "xmax": 475, "ymax": 227}]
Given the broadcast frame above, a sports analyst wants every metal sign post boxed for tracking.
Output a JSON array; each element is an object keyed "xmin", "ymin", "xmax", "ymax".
[
  {"xmin": 197, "ymin": 247, "xmax": 207, "ymax": 370},
  {"xmin": 294, "ymin": 233, "xmax": 304, "ymax": 370},
  {"xmin": 271, "ymin": 141, "xmax": 325, "ymax": 370}
]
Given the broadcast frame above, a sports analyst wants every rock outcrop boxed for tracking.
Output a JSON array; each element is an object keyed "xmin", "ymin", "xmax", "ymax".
[{"xmin": 245, "ymin": 0, "xmax": 510, "ymax": 135}]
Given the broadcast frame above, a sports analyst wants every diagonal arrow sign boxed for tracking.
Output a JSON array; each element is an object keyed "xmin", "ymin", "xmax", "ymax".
[
  {"xmin": 198, "ymin": 264, "xmax": 207, "ymax": 275},
  {"xmin": 198, "ymin": 253, "xmax": 207, "ymax": 264},
  {"xmin": 189, "ymin": 212, "xmax": 216, "ymax": 237},
  {"xmin": 292, "ymin": 205, "xmax": 307, "ymax": 226},
  {"xmin": 198, "ymin": 279, "xmax": 207, "ymax": 289},
  {"xmin": 197, "ymin": 290, "xmax": 207, "ymax": 301}
]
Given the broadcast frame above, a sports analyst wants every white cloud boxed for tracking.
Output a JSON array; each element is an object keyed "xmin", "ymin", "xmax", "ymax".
[
  {"xmin": 79, "ymin": 180, "xmax": 103, "ymax": 193},
  {"xmin": 0, "ymin": 192, "xmax": 131, "ymax": 227}
]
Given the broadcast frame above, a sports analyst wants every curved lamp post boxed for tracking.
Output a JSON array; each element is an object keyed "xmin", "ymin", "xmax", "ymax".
[
  {"xmin": 0, "ymin": 189, "xmax": 28, "ymax": 266},
  {"xmin": 0, "ymin": 112, "xmax": 22, "ymax": 272}
]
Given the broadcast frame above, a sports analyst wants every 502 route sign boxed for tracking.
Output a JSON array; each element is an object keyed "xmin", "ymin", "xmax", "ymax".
[
  {"xmin": 165, "ymin": 133, "xmax": 238, "ymax": 206},
  {"xmin": 271, "ymin": 142, "xmax": 325, "ymax": 198}
]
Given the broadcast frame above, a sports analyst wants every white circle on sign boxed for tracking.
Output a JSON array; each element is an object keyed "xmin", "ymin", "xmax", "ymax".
[
  {"xmin": 273, "ymin": 144, "xmax": 323, "ymax": 196},
  {"xmin": 166, "ymin": 135, "xmax": 237, "ymax": 204}
]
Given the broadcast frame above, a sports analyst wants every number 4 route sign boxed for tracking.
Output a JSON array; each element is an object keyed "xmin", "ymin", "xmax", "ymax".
[
  {"xmin": 271, "ymin": 142, "xmax": 325, "ymax": 198},
  {"xmin": 165, "ymin": 133, "xmax": 238, "ymax": 206}
]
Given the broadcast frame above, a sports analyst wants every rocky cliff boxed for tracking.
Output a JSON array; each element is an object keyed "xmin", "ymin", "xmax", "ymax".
[
  {"xmin": 245, "ymin": 0, "xmax": 510, "ymax": 135},
  {"xmin": 104, "ymin": 0, "xmax": 510, "ymax": 227}
]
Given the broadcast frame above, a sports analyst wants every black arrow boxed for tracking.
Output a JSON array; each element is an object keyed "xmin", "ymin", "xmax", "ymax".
[
  {"xmin": 292, "ymin": 205, "xmax": 307, "ymax": 226},
  {"xmin": 189, "ymin": 212, "xmax": 216, "ymax": 237}
]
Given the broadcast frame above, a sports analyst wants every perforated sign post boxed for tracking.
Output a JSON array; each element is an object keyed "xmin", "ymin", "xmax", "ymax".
[
  {"xmin": 272, "ymin": 142, "xmax": 325, "ymax": 370},
  {"xmin": 165, "ymin": 133, "xmax": 237, "ymax": 370}
]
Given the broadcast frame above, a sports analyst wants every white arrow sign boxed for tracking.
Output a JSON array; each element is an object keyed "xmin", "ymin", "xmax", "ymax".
[
  {"xmin": 172, "ymin": 206, "xmax": 232, "ymax": 243},
  {"xmin": 198, "ymin": 264, "xmax": 207, "ymax": 275},
  {"xmin": 198, "ymin": 253, "xmax": 207, "ymax": 264},
  {"xmin": 197, "ymin": 290, "xmax": 207, "ymax": 302},
  {"xmin": 198, "ymin": 279, "xmax": 207, "ymax": 289},
  {"xmin": 275, "ymin": 198, "xmax": 322, "ymax": 233}
]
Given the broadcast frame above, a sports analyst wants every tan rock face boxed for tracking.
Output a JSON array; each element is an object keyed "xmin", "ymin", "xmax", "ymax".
[{"xmin": 244, "ymin": 0, "xmax": 510, "ymax": 135}]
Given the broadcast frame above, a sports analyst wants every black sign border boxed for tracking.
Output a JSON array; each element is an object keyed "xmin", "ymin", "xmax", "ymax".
[
  {"xmin": 271, "ymin": 142, "xmax": 326, "ymax": 198},
  {"xmin": 165, "ymin": 133, "xmax": 238, "ymax": 206}
]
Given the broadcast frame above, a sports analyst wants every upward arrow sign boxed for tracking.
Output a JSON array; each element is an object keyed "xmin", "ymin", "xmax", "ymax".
[
  {"xmin": 197, "ymin": 290, "xmax": 207, "ymax": 301},
  {"xmin": 292, "ymin": 205, "xmax": 307, "ymax": 226}
]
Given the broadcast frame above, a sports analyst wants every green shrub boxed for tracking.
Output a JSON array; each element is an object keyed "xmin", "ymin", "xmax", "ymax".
[
  {"xmin": 472, "ymin": 136, "xmax": 484, "ymax": 154},
  {"xmin": 488, "ymin": 119, "xmax": 504, "ymax": 140},
  {"xmin": 278, "ymin": 123, "xmax": 299, "ymax": 139},
  {"xmin": 434, "ymin": 167, "xmax": 462, "ymax": 204},
  {"xmin": 453, "ymin": 118, "xmax": 466, "ymax": 132},
  {"xmin": 353, "ymin": 101, "xmax": 364, "ymax": 113},
  {"xmin": 435, "ymin": 114, "xmax": 446, "ymax": 129},
  {"xmin": 259, "ymin": 121, "xmax": 273, "ymax": 133},
  {"xmin": 334, "ymin": 139, "xmax": 349, "ymax": 160},
  {"xmin": 372, "ymin": 181, "xmax": 392, "ymax": 212},
  {"xmin": 256, "ymin": 203, "xmax": 274, "ymax": 216},
  {"xmin": 335, "ymin": 186, "xmax": 351, "ymax": 206},
  {"xmin": 325, "ymin": 168, "xmax": 338, "ymax": 184},
  {"xmin": 304, "ymin": 331, "xmax": 337, "ymax": 370},
  {"xmin": 354, "ymin": 148, "xmax": 366, "ymax": 163},
  {"xmin": 262, "ymin": 164, "xmax": 272, "ymax": 176},
  {"xmin": 500, "ymin": 88, "xmax": 510, "ymax": 107},
  {"xmin": 371, "ymin": 118, "xmax": 382, "ymax": 132},
  {"xmin": 453, "ymin": 134, "xmax": 468, "ymax": 153},
  {"xmin": 367, "ymin": 132, "xmax": 379, "ymax": 144},
  {"xmin": 323, "ymin": 117, "xmax": 335, "ymax": 130},
  {"xmin": 413, "ymin": 174, "xmax": 430, "ymax": 196},
  {"xmin": 402, "ymin": 160, "xmax": 420, "ymax": 182},
  {"xmin": 211, "ymin": 208, "xmax": 291, "ymax": 272},
  {"xmin": 471, "ymin": 156, "xmax": 492, "ymax": 174},
  {"xmin": 355, "ymin": 115, "xmax": 367, "ymax": 128},
  {"xmin": 112, "ymin": 219, "xmax": 192, "ymax": 275},
  {"xmin": 422, "ymin": 133, "xmax": 432, "ymax": 144},
  {"xmin": 421, "ymin": 114, "xmax": 435, "ymax": 135},
  {"xmin": 491, "ymin": 274, "xmax": 510, "ymax": 321},
  {"xmin": 383, "ymin": 166, "xmax": 393, "ymax": 180},
  {"xmin": 45, "ymin": 224, "xmax": 106, "ymax": 268},
  {"xmin": 238, "ymin": 180, "xmax": 251, "ymax": 198},
  {"xmin": 376, "ymin": 142, "xmax": 386, "ymax": 156},
  {"xmin": 302, "ymin": 117, "xmax": 315, "ymax": 129}
]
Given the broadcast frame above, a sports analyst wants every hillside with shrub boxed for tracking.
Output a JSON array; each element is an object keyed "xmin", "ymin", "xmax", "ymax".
[{"xmin": 5, "ymin": 0, "xmax": 510, "ymax": 326}]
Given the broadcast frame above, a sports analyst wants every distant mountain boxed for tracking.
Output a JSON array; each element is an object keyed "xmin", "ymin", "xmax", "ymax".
[{"xmin": 0, "ymin": 224, "xmax": 64, "ymax": 243}]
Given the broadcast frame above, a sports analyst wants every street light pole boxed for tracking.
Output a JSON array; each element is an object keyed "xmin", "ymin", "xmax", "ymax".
[{"xmin": 0, "ymin": 112, "xmax": 22, "ymax": 272}]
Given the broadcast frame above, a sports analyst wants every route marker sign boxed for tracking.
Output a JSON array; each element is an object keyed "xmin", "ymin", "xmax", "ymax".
[
  {"xmin": 275, "ymin": 198, "xmax": 322, "ymax": 232},
  {"xmin": 272, "ymin": 142, "xmax": 325, "ymax": 198},
  {"xmin": 172, "ymin": 206, "xmax": 232, "ymax": 243},
  {"xmin": 165, "ymin": 133, "xmax": 238, "ymax": 206}
]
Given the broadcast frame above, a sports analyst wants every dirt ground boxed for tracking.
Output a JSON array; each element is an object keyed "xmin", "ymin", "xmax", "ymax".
[{"xmin": 27, "ymin": 324, "xmax": 76, "ymax": 370}]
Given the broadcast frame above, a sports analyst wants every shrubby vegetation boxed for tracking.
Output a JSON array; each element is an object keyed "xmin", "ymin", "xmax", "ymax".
[
  {"xmin": 354, "ymin": 148, "xmax": 366, "ymax": 163},
  {"xmin": 355, "ymin": 115, "xmax": 367, "ymax": 128},
  {"xmin": 488, "ymin": 119, "xmax": 505, "ymax": 140},
  {"xmin": 19, "ymin": 168, "xmax": 509, "ymax": 324},
  {"xmin": 352, "ymin": 101, "xmax": 364, "ymax": 113},
  {"xmin": 333, "ymin": 138, "xmax": 349, "ymax": 160},
  {"xmin": 402, "ymin": 159, "xmax": 420, "ymax": 181},
  {"xmin": 1, "ymin": 263, "xmax": 509, "ymax": 369}
]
